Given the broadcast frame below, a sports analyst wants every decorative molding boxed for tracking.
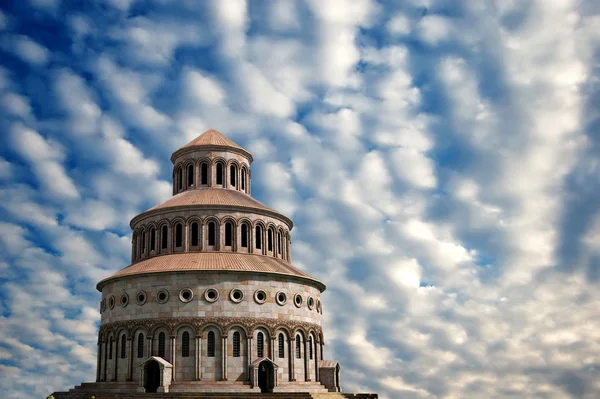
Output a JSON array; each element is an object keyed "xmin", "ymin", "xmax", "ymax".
[{"xmin": 99, "ymin": 316, "xmax": 323, "ymax": 340}]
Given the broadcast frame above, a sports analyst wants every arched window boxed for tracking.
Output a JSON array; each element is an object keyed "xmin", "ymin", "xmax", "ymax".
[
  {"xmin": 278, "ymin": 333, "xmax": 285, "ymax": 358},
  {"xmin": 255, "ymin": 226, "xmax": 262, "ymax": 249},
  {"xmin": 296, "ymin": 335, "xmax": 301, "ymax": 359},
  {"xmin": 158, "ymin": 332, "xmax": 165, "ymax": 357},
  {"xmin": 278, "ymin": 232, "xmax": 282, "ymax": 255},
  {"xmin": 182, "ymin": 332, "xmax": 190, "ymax": 357},
  {"xmin": 187, "ymin": 164, "xmax": 194, "ymax": 187},
  {"xmin": 241, "ymin": 168, "xmax": 246, "ymax": 191},
  {"xmin": 208, "ymin": 221, "xmax": 216, "ymax": 246},
  {"xmin": 207, "ymin": 331, "xmax": 215, "ymax": 357},
  {"xmin": 150, "ymin": 227, "xmax": 156, "ymax": 252},
  {"xmin": 175, "ymin": 223, "xmax": 183, "ymax": 248},
  {"xmin": 225, "ymin": 222, "xmax": 232, "ymax": 246},
  {"xmin": 137, "ymin": 333, "xmax": 144, "ymax": 358},
  {"xmin": 177, "ymin": 167, "xmax": 183, "ymax": 191},
  {"xmin": 191, "ymin": 222, "xmax": 199, "ymax": 247},
  {"xmin": 216, "ymin": 163, "xmax": 223, "ymax": 186},
  {"xmin": 230, "ymin": 164, "xmax": 236, "ymax": 186},
  {"xmin": 141, "ymin": 231, "xmax": 146, "ymax": 255},
  {"xmin": 121, "ymin": 334, "xmax": 126, "ymax": 359},
  {"xmin": 257, "ymin": 332, "xmax": 264, "ymax": 358},
  {"xmin": 109, "ymin": 337, "xmax": 113, "ymax": 359},
  {"xmin": 233, "ymin": 332, "xmax": 240, "ymax": 357},
  {"xmin": 161, "ymin": 225, "xmax": 168, "ymax": 250},
  {"xmin": 241, "ymin": 224, "xmax": 248, "ymax": 248},
  {"xmin": 268, "ymin": 228, "xmax": 273, "ymax": 252},
  {"xmin": 309, "ymin": 336, "xmax": 313, "ymax": 359},
  {"xmin": 201, "ymin": 163, "xmax": 208, "ymax": 185}
]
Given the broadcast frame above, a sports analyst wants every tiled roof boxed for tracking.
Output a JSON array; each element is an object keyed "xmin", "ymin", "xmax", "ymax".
[
  {"xmin": 180, "ymin": 129, "xmax": 247, "ymax": 152},
  {"xmin": 97, "ymin": 252, "xmax": 324, "ymax": 291},
  {"xmin": 142, "ymin": 188, "xmax": 281, "ymax": 216}
]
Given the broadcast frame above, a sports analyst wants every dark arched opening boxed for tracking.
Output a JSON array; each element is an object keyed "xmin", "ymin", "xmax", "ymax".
[
  {"xmin": 230, "ymin": 164, "xmax": 237, "ymax": 186},
  {"xmin": 216, "ymin": 163, "xmax": 223, "ymax": 186},
  {"xmin": 201, "ymin": 163, "xmax": 208, "ymax": 185},
  {"xmin": 225, "ymin": 222, "xmax": 233, "ymax": 246},
  {"xmin": 258, "ymin": 360, "xmax": 274, "ymax": 393},
  {"xmin": 144, "ymin": 360, "xmax": 160, "ymax": 393}
]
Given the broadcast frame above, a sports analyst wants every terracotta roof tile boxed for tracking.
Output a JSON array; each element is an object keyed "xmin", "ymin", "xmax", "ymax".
[
  {"xmin": 97, "ymin": 252, "xmax": 324, "ymax": 291},
  {"xmin": 144, "ymin": 188, "xmax": 276, "ymax": 213},
  {"xmin": 181, "ymin": 129, "xmax": 246, "ymax": 152}
]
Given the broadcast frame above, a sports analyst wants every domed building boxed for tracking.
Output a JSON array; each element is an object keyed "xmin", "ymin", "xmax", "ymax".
[{"xmin": 52, "ymin": 130, "xmax": 377, "ymax": 398}]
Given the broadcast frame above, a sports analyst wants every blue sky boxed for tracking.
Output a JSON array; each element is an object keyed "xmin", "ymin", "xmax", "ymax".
[{"xmin": 1, "ymin": 0, "xmax": 600, "ymax": 398}]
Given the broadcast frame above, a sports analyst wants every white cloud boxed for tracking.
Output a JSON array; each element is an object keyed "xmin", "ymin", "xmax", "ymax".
[
  {"xmin": 1, "ymin": 34, "xmax": 50, "ymax": 65},
  {"xmin": 10, "ymin": 124, "xmax": 79, "ymax": 200},
  {"xmin": 387, "ymin": 13, "xmax": 411, "ymax": 36}
]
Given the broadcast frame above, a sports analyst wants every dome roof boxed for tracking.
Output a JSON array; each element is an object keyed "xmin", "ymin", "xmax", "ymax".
[
  {"xmin": 96, "ymin": 252, "xmax": 325, "ymax": 291},
  {"xmin": 171, "ymin": 129, "xmax": 253, "ymax": 162},
  {"xmin": 131, "ymin": 188, "xmax": 293, "ymax": 228}
]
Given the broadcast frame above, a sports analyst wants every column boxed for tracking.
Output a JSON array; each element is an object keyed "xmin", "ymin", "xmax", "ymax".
[
  {"xmin": 103, "ymin": 339, "xmax": 108, "ymax": 381},
  {"xmin": 195, "ymin": 336, "xmax": 202, "ymax": 380},
  {"xmin": 271, "ymin": 337, "xmax": 276, "ymax": 360},
  {"xmin": 246, "ymin": 337, "xmax": 252, "ymax": 381},
  {"xmin": 128, "ymin": 337, "xmax": 134, "ymax": 381},
  {"xmin": 170, "ymin": 336, "xmax": 176, "ymax": 381},
  {"xmin": 315, "ymin": 340, "xmax": 320, "ymax": 382},
  {"xmin": 288, "ymin": 338, "xmax": 295, "ymax": 381},
  {"xmin": 146, "ymin": 336, "xmax": 153, "ymax": 358},
  {"xmin": 96, "ymin": 338, "xmax": 102, "ymax": 382},
  {"xmin": 113, "ymin": 338, "xmax": 118, "ymax": 381},
  {"xmin": 303, "ymin": 338, "xmax": 309, "ymax": 381},
  {"xmin": 221, "ymin": 336, "xmax": 228, "ymax": 381}
]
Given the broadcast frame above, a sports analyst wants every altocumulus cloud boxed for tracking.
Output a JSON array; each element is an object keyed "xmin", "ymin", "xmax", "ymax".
[{"xmin": 1, "ymin": 1, "xmax": 600, "ymax": 398}]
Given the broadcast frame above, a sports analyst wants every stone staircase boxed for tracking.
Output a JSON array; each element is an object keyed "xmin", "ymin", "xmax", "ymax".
[{"xmin": 53, "ymin": 393, "xmax": 377, "ymax": 399}]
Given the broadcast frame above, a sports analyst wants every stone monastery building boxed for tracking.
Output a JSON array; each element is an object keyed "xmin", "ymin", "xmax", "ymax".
[{"xmin": 53, "ymin": 130, "xmax": 377, "ymax": 398}]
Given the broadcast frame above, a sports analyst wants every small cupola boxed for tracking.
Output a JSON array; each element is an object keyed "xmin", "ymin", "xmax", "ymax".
[{"xmin": 170, "ymin": 129, "xmax": 253, "ymax": 195}]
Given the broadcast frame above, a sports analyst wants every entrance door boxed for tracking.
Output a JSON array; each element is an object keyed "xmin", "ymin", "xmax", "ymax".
[
  {"xmin": 145, "ymin": 360, "xmax": 160, "ymax": 393},
  {"xmin": 257, "ymin": 361, "xmax": 274, "ymax": 393}
]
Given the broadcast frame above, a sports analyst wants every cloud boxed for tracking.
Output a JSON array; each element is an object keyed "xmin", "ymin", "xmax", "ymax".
[
  {"xmin": 10, "ymin": 124, "xmax": 79, "ymax": 200},
  {"xmin": 2, "ymin": 1, "xmax": 600, "ymax": 398},
  {"xmin": 1, "ymin": 34, "xmax": 50, "ymax": 65}
]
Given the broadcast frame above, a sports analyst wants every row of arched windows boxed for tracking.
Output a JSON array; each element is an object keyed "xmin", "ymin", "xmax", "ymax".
[
  {"xmin": 135, "ymin": 331, "xmax": 192, "ymax": 358},
  {"xmin": 132, "ymin": 218, "xmax": 291, "ymax": 262},
  {"xmin": 173, "ymin": 158, "xmax": 249, "ymax": 195},
  {"xmin": 99, "ymin": 327, "xmax": 323, "ymax": 383}
]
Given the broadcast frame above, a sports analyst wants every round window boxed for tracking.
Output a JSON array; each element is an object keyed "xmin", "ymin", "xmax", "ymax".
[
  {"xmin": 108, "ymin": 295, "xmax": 115, "ymax": 309},
  {"xmin": 136, "ymin": 291, "xmax": 147, "ymax": 306},
  {"xmin": 179, "ymin": 288, "xmax": 194, "ymax": 303},
  {"xmin": 120, "ymin": 293, "xmax": 129, "ymax": 308},
  {"xmin": 156, "ymin": 289, "xmax": 169, "ymax": 304},
  {"xmin": 254, "ymin": 289, "xmax": 267, "ymax": 304},
  {"xmin": 276, "ymin": 291, "xmax": 287, "ymax": 306},
  {"xmin": 230, "ymin": 289, "xmax": 244, "ymax": 303},
  {"xmin": 204, "ymin": 288, "xmax": 219, "ymax": 303},
  {"xmin": 294, "ymin": 293, "xmax": 303, "ymax": 308},
  {"xmin": 317, "ymin": 299, "xmax": 322, "ymax": 313},
  {"xmin": 308, "ymin": 296, "xmax": 315, "ymax": 310}
]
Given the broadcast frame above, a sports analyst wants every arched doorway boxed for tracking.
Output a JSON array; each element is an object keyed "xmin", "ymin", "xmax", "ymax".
[
  {"xmin": 257, "ymin": 360, "xmax": 274, "ymax": 393},
  {"xmin": 144, "ymin": 360, "xmax": 160, "ymax": 393}
]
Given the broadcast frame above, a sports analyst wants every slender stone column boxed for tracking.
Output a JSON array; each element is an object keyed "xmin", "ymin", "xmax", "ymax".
[
  {"xmin": 170, "ymin": 336, "xmax": 176, "ymax": 381},
  {"xmin": 288, "ymin": 338, "xmax": 295, "ymax": 381},
  {"xmin": 315, "ymin": 340, "xmax": 320, "ymax": 382},
  {"xmin": 96, "ymin": 337, "xmax": 102, "ymax": 382},
  {"xmin": 146, "ymin": 337, "xmax": 153, "ymax": 358},
  {"xmin": 113, "ymin": 338, "xmax": 118, "ymax": 381},
  {"xmin": 246, "ymin": 337, "xmax": 252, "ymax": 381},
  {"xmin": 304, "ymin": 338, "xmax": 309, "ymax": 381},
  {"xmin": 103, "ymin": 339, "xmax": 108, "ymax": 381},
  {"xmin": 128, "ymin": 337, "xmax": 134, "ymax": 381},
  {"xmin": 221, "ymin": 336, "xmax": 228, "ymax": 381},
  {"xmin": 271, "ymin": 337, "xmax": 276, "ymax": 360},
  {"xmin": 195, "ymin": 336, "xmax": 202, "ymax": 380}
]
